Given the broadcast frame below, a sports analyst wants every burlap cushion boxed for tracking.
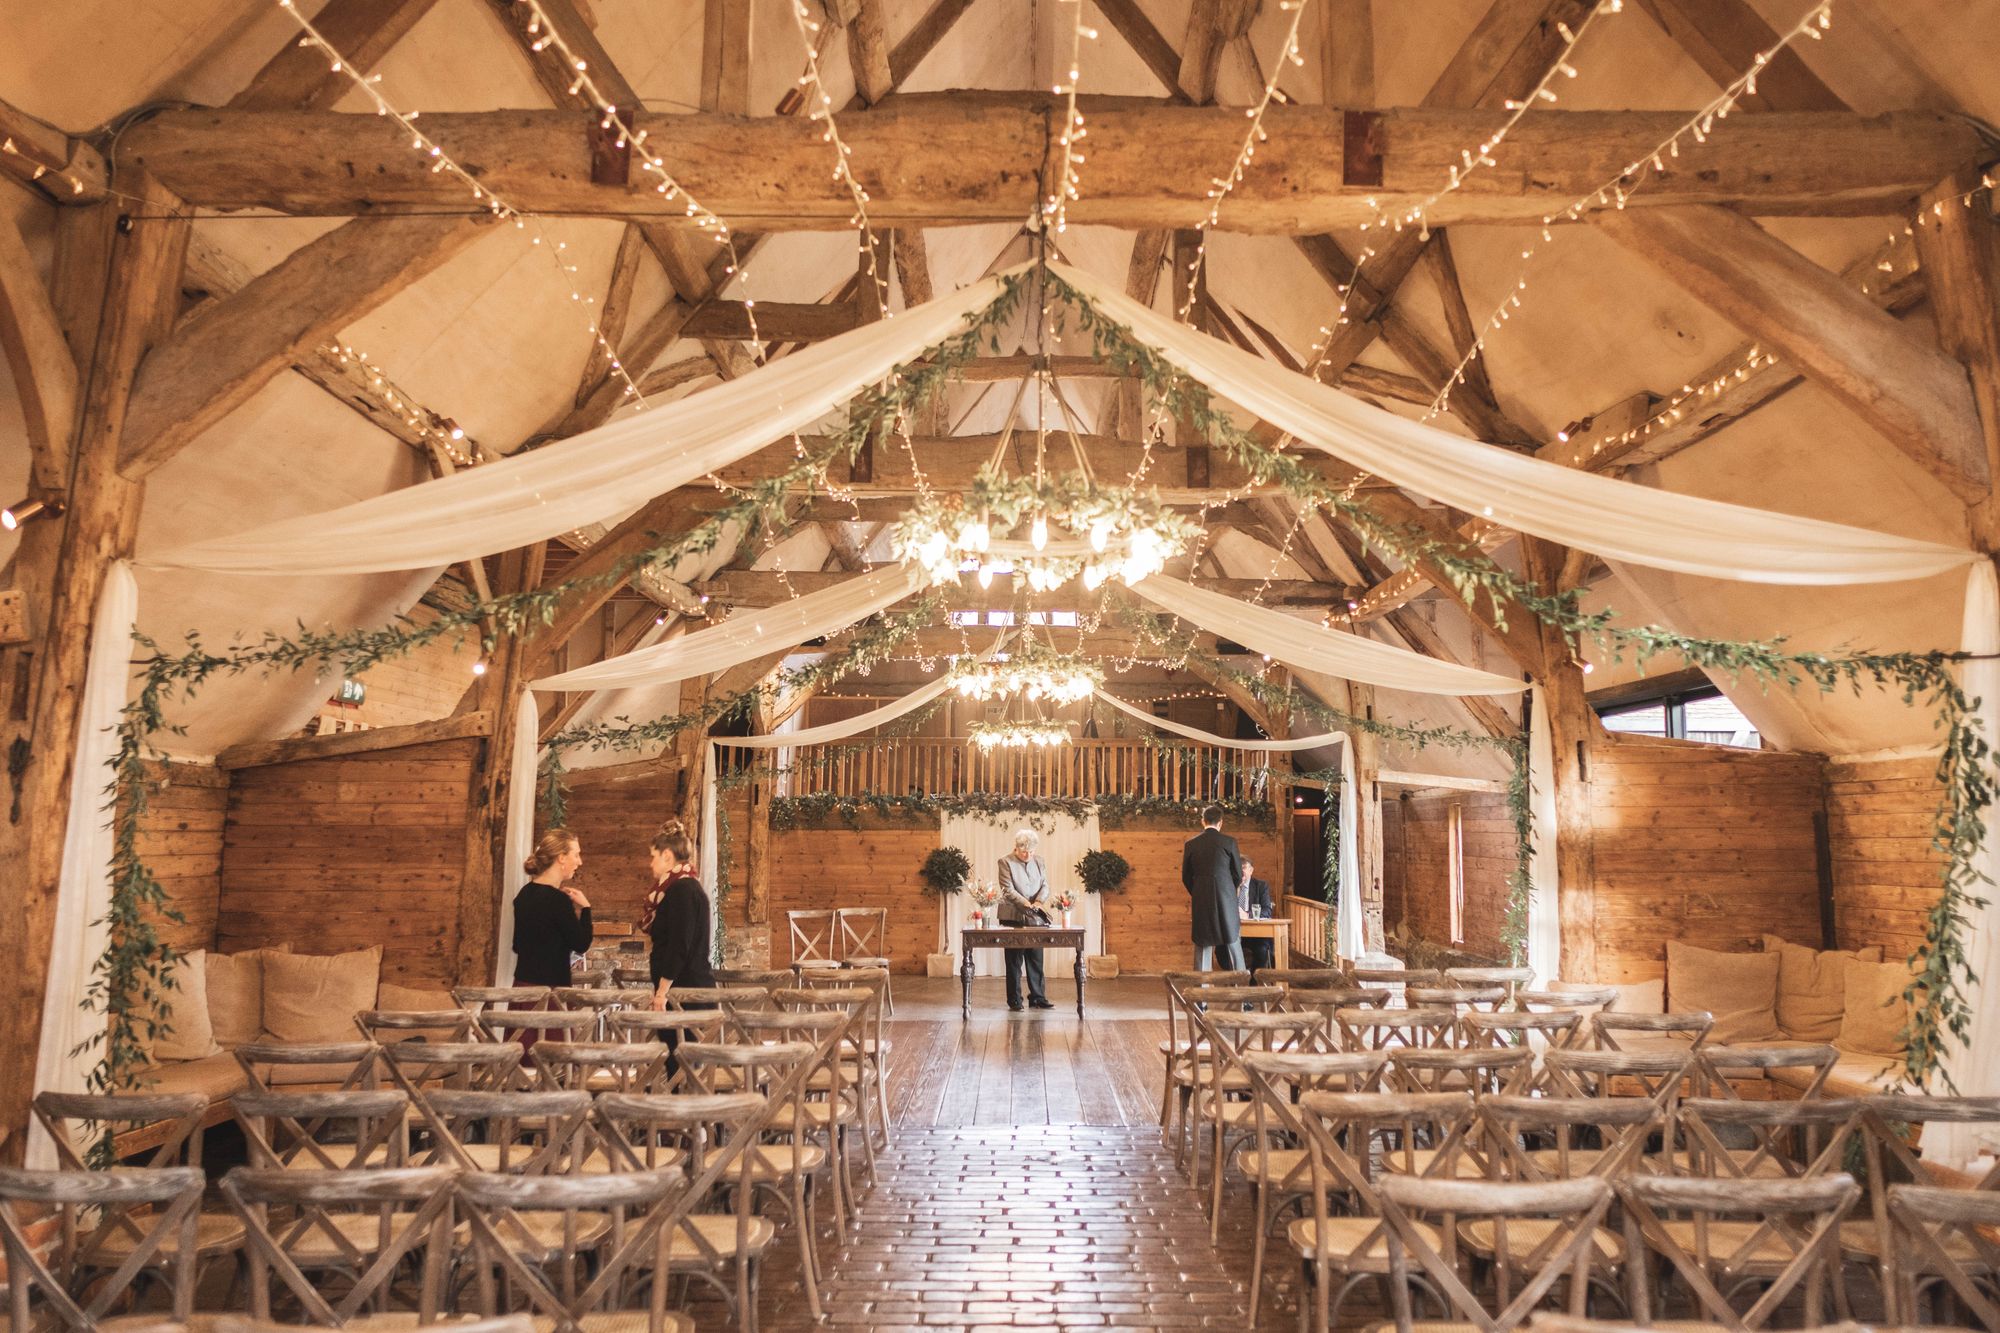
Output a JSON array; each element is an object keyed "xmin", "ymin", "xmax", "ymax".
[
  {"xmin": 261, "ymin": 947, "xmax": 383, "ymax": 1045},
  {"xmin": 1761, "ymin": 935, "xmax": 1884, "ymax": 1042},
  {"xmin": 150, "ymin": 950, "xmax": 220, "ymax": 1062},
  {"xmin": 1666, "ymin": 941, "xmax": 1780, "ymax": 1043},
  {"xmin": 373, "ymin": 981, "xmax": 461, "ymax": 1043},
  {"xmin": 1839, "ymin": 956, "xmax": 1917, "ymax": 1058},
  {"xmin": 205, "ymin": 945, "xmax": 290, "ymax": 1049}
]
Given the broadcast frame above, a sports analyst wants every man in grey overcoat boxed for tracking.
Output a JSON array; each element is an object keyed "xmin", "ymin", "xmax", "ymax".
[{"xmin": 1181, "ymin": 804, "xmax": 1244, "ymax": 971}]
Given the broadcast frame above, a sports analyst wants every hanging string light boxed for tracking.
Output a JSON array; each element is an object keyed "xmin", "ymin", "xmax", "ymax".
[
  {"xmin": 272, "ymin": 0, "xmax": 656, "ymax": 411},
  {"xmin": 1176, "ymin": 0, "xmax": 1310, "ymax": 322},
  {"xmin": 969, "ymin": 718, "xmax": 1072, "ymax": 749},
  {"xmin": 321, "ymin": 342, "xmax": 482, "ymax": 468},
  {"xmin": 788, "ymin": 0, "xmax": 891, "ymax": 315},
  {"xmin": 950, "ymin": 639, "xmax": 1103, "ymax": 703},
  {"xmin": 1042, "ymin": 0, "xmax": 1095, "ymax": 234},
  {"xmin": 1423, "ymin": 0, "xmax": 1838, "ymax": 422}
]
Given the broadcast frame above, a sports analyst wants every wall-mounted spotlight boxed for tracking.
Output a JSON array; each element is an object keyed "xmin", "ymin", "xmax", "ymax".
[{"xmin": 1, "ymin": 496, "xmax": 65, "ymax": 531}]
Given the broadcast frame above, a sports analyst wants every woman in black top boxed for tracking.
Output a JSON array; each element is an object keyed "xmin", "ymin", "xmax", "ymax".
[
  {"xmin": 644, "ymin": 818, "xmax": 715, "ymax": 1004},
  {"xmin": 512, "ymin": 829, "xmax": 593, "ymax": 987}
]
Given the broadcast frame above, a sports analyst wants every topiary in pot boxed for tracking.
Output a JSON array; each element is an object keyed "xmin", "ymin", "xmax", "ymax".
[
  {"xmin": 920, "ymin": 846, "xmax": 972, "ymax": 896},
  {"xmin": 1075, "ymin": 849, "xmax": 1131, "ymax": 895}
]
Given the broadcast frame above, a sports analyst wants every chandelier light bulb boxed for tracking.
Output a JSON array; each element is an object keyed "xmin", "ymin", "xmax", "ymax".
[
  {"xmin": 1031, "ymin": 515, "xmax": 1049, "ymax": 550},
  {"xmin": 1089, "ymin": 518, "xmax": 1112, "ymax": 553},
  {"xmin": 977, "ymin": 564, "xmax": 995, "ymax": 589}
]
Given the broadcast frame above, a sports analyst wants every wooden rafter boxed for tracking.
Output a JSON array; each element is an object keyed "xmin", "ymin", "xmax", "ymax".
[
  {"xmin": 116, "ymin": 103, "xmax": 1978, "ymax": 228},
  {"xmin": 0, "ymin": 94, "xmax": 107, "ymax": 203},
  {"xmin": 1630, "ymin": 0, "xmax": 1845, "ymax": 112},
  {"xmin": 230, "ymin": 0, "xmax": 448, "ymax": 111},
  {"xmin": 1318, "ymin": 0, "xmax": 1373, "ymax": 106},
  {"xmin": 0, "ymin": 211, "xmax": 79, "ymax": 491},
  {"xmin": 702, "ymin": 0, "xmax": 755, "ymax": 116},
  {"xmin": 837, "ymin": 0, "xmax": 896, "ymax": 105},
  {"xmin": 1179, "ymin": 0, "xmax": 1259, "ymax": 104}
]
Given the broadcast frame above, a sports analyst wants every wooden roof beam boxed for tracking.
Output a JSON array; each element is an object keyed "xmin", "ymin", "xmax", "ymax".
[
  {"xmin": 1179, "ymin": 0, "xmax": 1260, "ymax": 104},
  {"xmin": 1630, "ymin": 0, "xmax": 1845, "ymax": 112},
  {"xmin": 0, "ymin": 94, "xmax": 107, "ymax": 203},
  {"xmin": 117, "ymin": 103, "xmax": 1979, "ymax": 228},
  {"xmin": 231, "ymin": 0, "xmax": 448, "ymax": 112},
  {"xmin": 1597, "ymin": 204, "xmax": 1988, "ymax": 499},
  {"xmin": 0, "ymin": 210, "xmax": 79, "ymax": 491}
]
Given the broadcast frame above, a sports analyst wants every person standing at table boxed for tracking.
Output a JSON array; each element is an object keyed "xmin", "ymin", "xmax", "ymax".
[
  {"xmin": 996, "ymin": 829, "xmax": 1056, "ymax": 1012},
  {"xmin": 1181, "ymin": 805, "xmax": 1243, "ymax": 971},
  {"xmin": 511, "ymin": 829, "xmax": 592, "ymax": 1056},
  {"xmin": 1238, "ymin": 857, "xmax": 1276, "ymax": 972}
]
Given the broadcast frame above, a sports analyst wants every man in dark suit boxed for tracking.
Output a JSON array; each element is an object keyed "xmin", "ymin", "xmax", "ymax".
[
  {"xmin": 1238, "ymin": 858, "xmax": 1275, "ymax": 973},
  {"xmin": 1181, "ymin": 804, "xmax": 1243, "ymax": 971}
]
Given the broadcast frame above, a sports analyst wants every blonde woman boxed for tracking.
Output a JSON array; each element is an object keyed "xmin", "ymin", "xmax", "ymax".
[{"xmin": 511, "ymin": 829, "xmax": 592, "ymax": 987}]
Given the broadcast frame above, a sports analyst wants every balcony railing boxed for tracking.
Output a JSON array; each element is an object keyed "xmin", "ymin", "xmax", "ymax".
[{"xmin": 728, "ymin": 736, "xmax": 1278, "ymax": 804}]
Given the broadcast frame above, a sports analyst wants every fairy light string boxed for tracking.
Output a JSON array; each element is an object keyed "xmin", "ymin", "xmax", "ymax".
[
  {"xmin": 788, "ymin": 0, "xmax": 891, "ymax": 315},
  {"xmin": 1043, "ymin": 0, "xmax": 1095, "ymax": 234}
]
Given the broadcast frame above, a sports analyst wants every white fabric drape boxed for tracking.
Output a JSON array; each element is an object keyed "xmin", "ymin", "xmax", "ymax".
[
  {"xmin": 1054, "ymin": 263, "xmax": 1974, "ymax": 586},
  {"xmin": 1526, "ymin": 685, "xmax": 1561, "ymax": 984},
  {"xmin": 494, "ymin": 690, "xmax": 542, "ymax": 986},
  {"xmin": 940, "ymin": 811, "xmax": 1102, "ymax": 976},
  {"xmin": 535, "ymin": 564, "xmax": 926, "ymax": 694},
  {"xmin": 29, "ymin": 561, "xmax": 137, "ymax": 1169},
  {"xmin": 1134, "ymin": 576, "xmax": 1527, "ymax": 696},
  {"xmin": 143, "ymin": 273, "xmax": 1017, "ymax": 575},
  {"xmin": 1090, "ymin": 686, "xmax": 1363, "ymax": 961},
  {"xmin": 1922, "ymin": 559, "xmax": 2000, "ymax": 1168}
]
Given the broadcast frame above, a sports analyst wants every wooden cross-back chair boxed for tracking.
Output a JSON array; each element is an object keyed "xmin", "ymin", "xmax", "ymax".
[
  {"xmin": 352, "ymin": 1008, "xmax": 477, "ymax": 1045},
  {"xmin": 1227, "ymin": 1049, "xmax": 1389, "ymax": 1326},
  {"xmin": 730, "ymin": 1006, "xmax": 870, "ymax": 1216},
  {"xmin": 1539, "ymin": 1048, "xmax": 1693, "ymax": 1109},
  {"xmin": 472, "ymin": 1007, "xmax": 597, "ymax": 1048},
  {"xmin": 215, "ymin": 1315, "xmax": 532, "ymax": 1333},
  {"xmin": 1846, "ymin": 1093, "xmax": 2000, "ymax": 1324},
  {"xmin": 1387, "ymin": 1046, "xmax": 1536, "ymax": 1099},
  {"xmin": 457, "ymin": 1168, "xmax": 695, "ymax": 1333},
  {"xmin": 532, "ymin": 1040, "xmax": 672, "ymax": 1095},
  {"xmin": 1590, "ymin": 1008, "xmax": 1712, "ymax": 1053},
  {"xmin": 835, "ymin": 907, "xmax": 894, "ymax": 1012},
  {"xmin": 1334, "ymin": 1005, "xmax": 1456, "ymax": 1055},
  {"xmin": 1698, "ymin": 1043, "xmax": 1840, "ymax": 1101},
  {"xmin": 1884, "ymin": 1184, "xmax": 2000, "ymax": 1331},
  {"xmin": 1676, "ymin": 1097, "xmax": 1868, "ymax": 1183},
  {"xmin": 454, "ymin": 984, "xmax": 550, "ymax": 1014},
  {"xmin": 377, "ymin": 1039, "xmax": 524, "ymax": 1099},
  {"xmin": 1480, "ymin": 1092, "xmax": 1662, "ymax": 1191},
  {"xmin": 1350, "ymin": 967, "xmax": 1444, "ymax": 989},
  {"xmin": 1516, "ymin": 987, "xmax": 1618, "ymax": 1013},
  {"xmin": 1407, "ymin": 985, "xmax": 1510, "ymax": 1019},
  {"xmin": 233, "ymin": 1040, "xmax": 380, "ymax": 1096},
  {"xmin": 552, "ymin": 987, "xmax": 638, "ymax": 1039},
  {"xmin": 30, "ymin": 1091, "xmax": 247, "ymax": 1285},
  {"xmin": 1255, "ymin": 967, "xmax": 1351, "ymax": 990},
  {"xmin": 234, "ymin": 1089, "xmax": 411, "ymax": 1173},
  {"xmin": 713, "ymin": 968, "xmax": 795, "ymax": 987},
  {"xmin": 414, "ymin": 1088, "xmax": 595, "ymax": 1175},
  {"xmin": 1286, "ymin": 1088, "xmax": 1482, "ymax": 1333},
  {"xmin": 606, "ymin": 1007, "xmax": 731, "ymax": 1049},
  {"xmin": 0, "ymin": 1164, "xmax": 205, "ymax": 1331},
  {"xmin": 1463, "ymin": 1008, "xmax": 1584, "ymax": 1055},
  {"xmin": 785, "ymin": 909, "xmax": 842, "ymax": 971},
  {"xmin": 1377, "ymin": 1174, "xmax": 1616, "ymax": 1333},
  {"xmin": 1194, "ymin": 1009, "xmax": 1332, "ymax": 1230},
  {"xmin": 592, "ymin": 1088, "xmax": 784, "ymax": 1333},
  {"xmin": 221, "ymin": 1164, "xmax": 457, "ymax": 1327},
  {"xmin": 774, "ymin": 977, "xmax": 892, "ymax": 1153},
  {"xmin": 1618, "ymin": 1172, "xmax": 1862, "ymax": 1330},
  {"xmin": 1158, "ymin": 974, "xmax": 1277, "ymax": 1160}
]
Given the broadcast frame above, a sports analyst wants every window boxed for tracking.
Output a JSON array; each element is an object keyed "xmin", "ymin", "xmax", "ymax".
[
  {"xmin": 1447, "ymin": 803, "xmax": 1465, "ymax": 945},
  {"xmin": 1595, "ymin": 684, "xmax": 1759, "ymax": 749}
]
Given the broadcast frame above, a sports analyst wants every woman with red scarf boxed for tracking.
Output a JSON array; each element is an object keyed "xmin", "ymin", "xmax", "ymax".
[{"xmin": 644, "ymin": 819, "xmax": 715, "ymax": 1005}]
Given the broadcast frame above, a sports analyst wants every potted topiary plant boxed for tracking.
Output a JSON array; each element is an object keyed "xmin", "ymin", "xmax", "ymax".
[
  {"xmin": 921, "ymin": 847, "xmax": 972, "ymax": 976},
  {"xmin": 1075, "ymin": 849, "xmax": 1132, "ymax": 978}
]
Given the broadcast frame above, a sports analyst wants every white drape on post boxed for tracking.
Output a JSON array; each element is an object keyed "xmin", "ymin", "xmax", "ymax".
[
  {"xmin": 1090, "ymin": 686, "xmax": 1365, "ymax": 961},
  {"xmin": 141, "ymin": 273, "xmax": 1019, "ymax": 575},
  {"xmin": 940, "ymin": 811, "xmax": 1102, "ymax": 976},
  {"xmin": 1923, "ymin": 559, "xmax": 2000, "ymax": 1169},
  {"xmin": 1053, "ymin": 263, "xmax": 1976, "ymax": 586},
  {"xmin": 1134, "ymin": 576, "xmax": 1527, "ymax": 696},
  {"xmin": 1527, "ymin": 686, "xmax": 1562, "ymax": 985},
  {"xmin": 29, "ymin": 561, "xmax": 138, "ymax": 1169}
]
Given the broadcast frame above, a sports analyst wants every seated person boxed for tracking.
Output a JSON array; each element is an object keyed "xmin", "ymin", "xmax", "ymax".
[{"xmin": 1238, "ymin": 857, "xmax": 1275, "ymax": 973}]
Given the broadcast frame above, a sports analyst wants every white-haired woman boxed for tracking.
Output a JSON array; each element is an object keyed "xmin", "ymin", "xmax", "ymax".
[{"xmin": 995, "ymin": 829, "xmax": 1054, "ymax": 1011}]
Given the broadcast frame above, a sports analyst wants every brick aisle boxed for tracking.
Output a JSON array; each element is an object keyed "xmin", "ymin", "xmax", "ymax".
[{"xmin": 742, "ymin": 1126, "xmax": 1263, "ymax": 1332}]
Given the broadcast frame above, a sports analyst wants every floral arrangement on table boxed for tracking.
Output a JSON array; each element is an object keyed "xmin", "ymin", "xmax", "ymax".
[
  {"xmin": 967, "ymin": 881, "xmax": 1001, "ymax": 925},
  {"xmin": 919, "ymin": 846, "xmax": 972, "ymax": 896},
  {"xmin": 1047, "ymin": 890, "xmax": 1077, "ymax": 926},
  {"xmin": 1075, "ymin": 849, "xmax": 1132, "ymax": 894}
]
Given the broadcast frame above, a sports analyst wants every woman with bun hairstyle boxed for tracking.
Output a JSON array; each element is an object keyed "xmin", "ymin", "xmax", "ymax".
[
  {"xmin": 644, "ymin": 818, "xmax": 715, "ymax": 1007},
  {"xmin": 512, "ymin": 829, "xmax": 593, "ymax": 987}
]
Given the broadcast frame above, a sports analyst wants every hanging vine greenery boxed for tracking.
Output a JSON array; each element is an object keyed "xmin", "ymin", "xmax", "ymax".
[{"xmin": 88, "ymin": 274, "xmax": 1029, "ymax": 1108}]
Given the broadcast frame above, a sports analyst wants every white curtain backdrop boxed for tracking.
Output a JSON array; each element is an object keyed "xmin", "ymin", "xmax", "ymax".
[
  {"xmin": 1923, "ymin": 559, "xmax": 2000, "ymax": 1168},
  {"xmin": 141, "ymin": 271, "xmax": 1019, "ymax": 575},
  {"xmin": 940, "ymin": 811, "xmax": 1102, "ymax": 976},
  {"xmin": 29, "ymin": 561, "xmax": 137, "ymax": 1169},
  {"xmin": 1054, "ymin": 263, "xmax": 1976, "ymax": 587},
  {"xmin": 1527, "ymin": 686, "xmax": 1561, "ymax": 984},
  {"xmin": 1134, "ymin": 576, "xmax": 1527, "ymax": 696},
  {"xmin": 1091, "ymin": 687, "xmax": 1365, "ymax": 961}
]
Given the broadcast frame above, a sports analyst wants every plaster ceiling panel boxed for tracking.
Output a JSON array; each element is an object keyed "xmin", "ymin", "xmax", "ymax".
[
  {"xmin": 343, "ymin": 0, "xmax": 553, "ymax": 111},
  {"xmin": 1369, "ymin": 0, "xmax": 1515, "ymax": 107},
  {"xmin": 0, "ymin": 0, "xmax": 258, "ymax": 130},
  {"xmin": 898, "ymin": 0, "xmax": 1036, "ymax": 92},
  {"xmin": 589, "ymin": 0, "xmax": 706, "ymax": 114},
  {"xmin": 1078, "ymin": 0, "xmax": 1180, "ymax": 96},
  {"xmin": 1742, "ymin": 0, "xmax": 2000, "ymax": 119}
]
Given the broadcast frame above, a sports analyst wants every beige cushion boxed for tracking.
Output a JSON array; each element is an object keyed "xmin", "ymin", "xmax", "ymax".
[
  {"xmin": 132, "ymin": 1051, "xmax": 247, "ymax": 1102},
  {"xmin": 151, "ymin": 950, "xmax": 221, "ymax": 1063},
  {"xmin": 262, "ymin": 947, "xmax": 383, "ymax": 1045},
  {"xmin": 1839, "ymin": 956, "xmax": 1917, "ymax": 1058},
  {"xmin": 206, "ymin": 945, "xmax": 290, "ymax": 1049},
  {"xmin": 1761, "ymin": 935, "xmax": 1883, "ymax": 1042},
  {"xmin": 373, "ymin": 982, "xmax": 460, "ymax": 1043},
  {"xmin": 1666, "ymin": 941, "xmax": 1780, "ymax": 1043}
]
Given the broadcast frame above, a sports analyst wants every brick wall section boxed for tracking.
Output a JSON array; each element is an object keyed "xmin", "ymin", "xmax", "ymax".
[
  {"xmin": 1586, "ymin": 734, "xmax": 1825, "ymax": 984},
  {"xmin": 216, "ymin": 737, "xmax": 479, "ymax": 985},
  {"xmin": 1826, "ymin": 753, "xmax": 1947, "ymax": 962},
  {"xmin": 132, "ymin": 759, "xmax": 228, "ymax": 955},
  {"xmin": 1381, "ymin": 789, "xmax": 1515, "ymax": 961}
]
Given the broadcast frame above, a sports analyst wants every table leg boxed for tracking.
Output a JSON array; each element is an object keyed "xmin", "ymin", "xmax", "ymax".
[
  {"xmin": 961, "ymin": 944, "xmax": 974, "ymax": 1021},
  {"xmin": 1074, "ymin": 945, "xmax": 1086, "ymax": 1020}
]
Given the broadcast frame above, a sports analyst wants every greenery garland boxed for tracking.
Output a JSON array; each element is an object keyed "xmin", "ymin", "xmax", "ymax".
[{"xmin": 87, "ymin": 275, "xmax": 1028, "ymax": 1114}]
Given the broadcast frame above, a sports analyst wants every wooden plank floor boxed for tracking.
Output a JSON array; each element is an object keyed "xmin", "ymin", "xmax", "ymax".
[{"xmin": 881, "ymin": 976, "xmax": 1170, "ymax": 1128}]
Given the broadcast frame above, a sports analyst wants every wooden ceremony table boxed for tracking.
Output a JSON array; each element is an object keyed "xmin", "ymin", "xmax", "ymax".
[
  {"xmin": 960, "ymin": 925, "xmax": 1087, "ymax": 1019},
  {"xmin": 1239, "ymin": 918, "xmax": 1292, "ymax": 969}
]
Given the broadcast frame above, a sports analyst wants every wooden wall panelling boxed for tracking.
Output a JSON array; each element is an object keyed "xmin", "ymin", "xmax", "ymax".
[
  {"xmin": 1825, "ymin": 754, "xmax": 1947, "ymax": 960},
  {"xmin": 216, "ymin": 738, "xmax": 479, "ymax": 985},
  {"xmin": 1380, "ymin": 789, "xmax": 1515, "ymax": 960},
  {"xmin": 1586, "ymin": 734, "xmax": 1825, "ymax": 984},
  {"xmin": 133, "ymin": 761, "xmax": 228, "ymax": 955}
]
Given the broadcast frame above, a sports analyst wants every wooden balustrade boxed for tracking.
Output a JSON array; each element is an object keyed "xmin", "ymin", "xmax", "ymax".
[
  {"xmin": 1284, "ymin": 893, "xmax": 1333, "ymax": 965},
  {"xmin": 732, "ymin": 736, "xmax": 1278, "ymax": 804}
]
